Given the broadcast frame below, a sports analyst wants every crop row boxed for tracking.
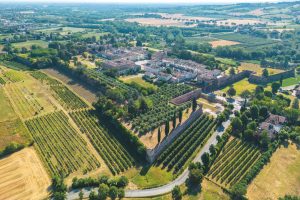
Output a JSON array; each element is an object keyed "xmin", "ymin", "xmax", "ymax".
[
  {"xmin": 5, "ymin": 83, "xmax": 44, "ymax": 119},
  {"xmin": 132, "ymin": 84, "xmax": 193, "ymax": 134},
  {"xmin": 25, "ymin": 111, "xmax": 100, "ymax": 177},
  {"xmin": 208, "ymin": 138, "xmax": 261, "ymax": 187},
  {"xmin": 50, "ymin": 85, "xmax": 88, "ymax": 110},
  {"xmin": 3, "ymin": 70, "xmax": 25, "ymax": 82},
  {"xmin": 30, "ymin": 71, "xmax": 61, "ymax": 85},
  {"xmin": 156, "ymin": 114, "xmax": 216, "ymax": 173},
  {"xmin": 69, "ymin": 110, "xmax": 135, "ymax": 175}
]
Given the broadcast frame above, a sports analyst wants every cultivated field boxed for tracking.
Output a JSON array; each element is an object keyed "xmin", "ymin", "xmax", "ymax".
[
  {"xmin": 207, "ymin": 137, "xmax": 261, "ymax": 188},
  {"xmin": 156, "ymin": 114, "xmax": 216, "ymax": 173},
  {"xmin": 42, "ymin": 68, "xmax": 97, "ymax": 103},
  {"xmin": 247, "ymin": 142, "xmax": 300, "ymax": 200},
  {"xmin": 12, "ymin": 40, "xmax": 48, "ymax": 49},
  {"xmin": 125, "ymin": 18, "xmax": 196, "ymax": 27},
  {"xmin": 209, "ymin": 40, "xmax": 240, "ymax": 48},
  {"xmin": 0, "ymin": 147, "xmax": 51, "ymax": 200},
  {"xmin": 25, "ymin": 111, "xmax": 100, "ymax": 176},
  {"xmin": 70, "ymin": 110, "xmax": 135, "ymax": 175}
]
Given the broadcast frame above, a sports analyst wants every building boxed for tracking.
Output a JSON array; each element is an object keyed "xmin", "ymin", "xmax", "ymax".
[
  {"xmin": 102, "ymin": 59, "xmax": 141, "ymax": 75},
  {"xmin": 258, "ymin": 114, "xmax": 287, "ymax": 139}
]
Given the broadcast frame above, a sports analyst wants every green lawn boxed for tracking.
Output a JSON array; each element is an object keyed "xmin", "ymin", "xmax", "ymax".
[
  {"xmin": 221, "ymin": 78, "xmax": 258, "ymax": 96},
  {"xmin": 12, "ymin": 40, "xmax": 48, "ymax": 49},
  {"xmin": 119, "ymin": 75, "xmax": 157, "ymax": 90},
  {"xmin": 124, "ymin": 166, "xmax": 174, "ymax": 189},
  {"xmin": 282, "ymin": 74, "xmax": 300, "ymax": 87}
]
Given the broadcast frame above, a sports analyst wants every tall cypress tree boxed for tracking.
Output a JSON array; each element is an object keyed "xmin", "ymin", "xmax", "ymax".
[
  {"xmin": 157, "ymin": 127, "xmax": 161, "ymax": 143},
  {"xmin": 172, "ymin": 113, "xmax": 176, "ymax": 129},
  {"xmin": 179, "ymin": 110, "xmax": 183, "ymax": 124},
  {"xmin": 165, "ymin": 121, "xmax": 170, "ymax": 136},
  {"xmin": 192, "ymin": 97, "xmax": 197, "ymax": 112}
]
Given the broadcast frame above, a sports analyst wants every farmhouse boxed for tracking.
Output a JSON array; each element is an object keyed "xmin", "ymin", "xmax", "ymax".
[{"xmin": 258, "ymin": 114, "xmax": 286, "ymax": 139}]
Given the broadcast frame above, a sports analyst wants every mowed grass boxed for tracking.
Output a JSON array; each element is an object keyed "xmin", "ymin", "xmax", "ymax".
[
  {"xmin": 12, "ymin": 40, "xmax": 48, "ymax": 49},
  {"xmin": 237, "ymin": 62, "xmax": 284, "ymax": 75},
  {"xmin": 247, "ymin": 142, "xmax": 300, "ymax": 200},
  {"xmin": 119, "ymin": 75, "xmax": 157, "ymax": 90},
  {"xmin": 221, "ymin": 78, "xmax": 257, "ymax": 95},
  {"xmin": 124, "ymin": 166, "xmax": 174, "ymax": 189},
  {"xmin": 282, "ymin": 74, "xmax": 300, "ymax": 87}
]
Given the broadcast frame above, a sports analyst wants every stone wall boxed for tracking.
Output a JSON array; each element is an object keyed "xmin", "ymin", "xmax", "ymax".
[
  {"xmin": 170, "ymin": 89, "xmax": 202, "ymax": 105},
  {"xmin": 249, "ymin": 69, "xmax": 295, "ymax": 85},
  {"xmin": 146, "ymin": 107, "xmax": 203, "ymax": 163}
]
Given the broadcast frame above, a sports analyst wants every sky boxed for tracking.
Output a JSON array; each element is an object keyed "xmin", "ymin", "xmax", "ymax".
[{"xmin": 0, "ymin": 0, "xmax": 291, "ymax": 3}]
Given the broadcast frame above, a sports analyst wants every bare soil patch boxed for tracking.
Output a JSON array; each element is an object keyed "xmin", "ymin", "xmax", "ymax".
[{"xmin": 0, "ymin": 147, "xmax": 51, "ymax": 200}]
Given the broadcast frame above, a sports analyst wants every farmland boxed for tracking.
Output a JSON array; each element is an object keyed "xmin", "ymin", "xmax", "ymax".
[
  {"xmin": 12, "ymin": 40, "xmax": 48, "ymax": 49},
  {"xmin": 0, "ymin": 148, "xmax": 51, "ymax": 200},
  {"xmin": 70, "ymin": 110, "xmax": 135, "ymax": 175},
  {"xmin": 125, "ymin": 18, "xmax": 196, "ymax": 27},
  {"xmin": 131, "ymin": 84, "xmax": 193, "ymax": 135},
  {"xmin": 207, "ymin": 137, "xmax": 261, "ymax": 188},
  {"xmin": 25, "ymin": 111, "xmax": 100, "ymax": 177},
  {"xmin": 156, "ymin": 114, "xmax": 216, "ymax": 173},
  {"xmin": 247, "ymin": 142, "xmax": 300, "ymax": 200},
  {"xmin": 209, "ymin": 40, "xmax": 240, "ymax": 48},
  {"xmin": 282, "ymin": 74, "xmax": 300, "ymax": 87},
  {"xmin": 212, "ymin": 33, "xmax": 278, "ymax": 48}
]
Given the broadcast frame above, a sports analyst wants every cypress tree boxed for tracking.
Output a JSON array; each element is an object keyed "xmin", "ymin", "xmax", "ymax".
[
  {"xmin": 165, "ymin": 121, "xmax": 170, "ymax": 136},
  {"xmin": 172, "ymin": 113, "xmax": 176, "ymax": 129},
  {"xmin": 179, "ymin": 110, "xmax": 183, "ymax": 124},
  {"xmin": 192, "ymin": 97, "xmax": 197, "ymax": 112},
  {"xmin": 158, "ymin": 127, "xmax": 161, "ymax": 143}
]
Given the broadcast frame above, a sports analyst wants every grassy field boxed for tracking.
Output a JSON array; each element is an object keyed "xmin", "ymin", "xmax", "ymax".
[
  {"xmin": 282, "ymin": 74, "xmax": 300, "ymax": 87},
  {"xmin": 0, "ymin": 88, "xmax": 17, "ymax": 121},
  {"xmin": 12, "ymin": 40, "xmax": 48, "ymax": 49},
  {"xmin": 125, "ymin": 166, "xmax": 174, "ymax": 189},
  {"xmin": 35, "ymin": 27, "xmax": 86, "ymax": 35},
  {"xmin": 247, "ymin": 142, "xmax": 300, "ymax": 200},
  {"xmin": 119, "ymin": 75, "xmax": 157, "ymax": 90},
  {"xmin": 237, "ymin": 62, "xmax": 284, "ymax": 76},
  {"xmin": 212, "ymin": 33, "xmax": 278, "ymax": 48},
  {"xmin": 221, "ymin": 78, "xmax": 258, "ymax": 96}
]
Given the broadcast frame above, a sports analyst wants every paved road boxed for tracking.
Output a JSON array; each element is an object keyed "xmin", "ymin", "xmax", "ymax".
[{"xmin": 67, "ymin": 119, "xmax": 231, "ymax": 199}]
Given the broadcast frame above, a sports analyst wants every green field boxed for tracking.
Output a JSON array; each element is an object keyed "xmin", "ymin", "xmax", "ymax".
[
  {"xmin": 0, "ymin": 88, "xmax": 16, "ymax": 122},
  {"xmin": 119, "ymin": 75, "xmax": 157, "ymax": 90},
  {"xmin": 212, "ymin": 33, "xmax": 278, "ymax": 48},
  {"xmin": 12, "ymin": 40, "xmax": 48, "ymax": 49},
  {"xmin": 35, "ymin": 27, "xmax": 86, "ymax": 35},
  {"xmin": 282, "ymin": 74, "xmax": 300, "ymax": 87},
  {"xmin": 221, "ymin": 78, "xmax": 258, "ymax": 96}
]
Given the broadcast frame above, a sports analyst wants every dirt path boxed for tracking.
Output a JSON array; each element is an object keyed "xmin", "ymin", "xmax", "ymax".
[{"xmin": 0, "ymin": 147, "xmax": 51, "ymax": 200}]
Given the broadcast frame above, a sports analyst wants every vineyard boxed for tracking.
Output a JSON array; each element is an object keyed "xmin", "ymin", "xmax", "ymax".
[
  {"xmin": 50, "ymin": 85, "xmax": 88, "ymax": 110},
  {"xmin": 3, "ymin": 70, "xmax": 28, "ymax": 83},
  {"xmin": 30, "ymin": 71, "xmax": 89, "ymax": 110},
  {"xmin": 207, "ymin": 138, "xmax": 261, "ymax": 188},
  {"xmin": 4, "ymin": 83, "xmax": 50, "ymax": 119},
  {"xmin": 69, "ymin": 110, "xmax": 135, "ymax": 175},
  {"xmin": 131, "ymin": 84, "xmax": 193, "ymax": 134},
  {"xmin": 85, "ymin": 69, "xmax": 138, "ymax": 98},
  {"xmin": 0, "ymin": 76, "xmax": 5, "ymax": 85},
  {"xmin": 156, "ymin": 114, "xmax": 216, "ymax": 173},
  {"xmin": 25, "ymin": 111, "xmax": 100, "ymax": 176}
]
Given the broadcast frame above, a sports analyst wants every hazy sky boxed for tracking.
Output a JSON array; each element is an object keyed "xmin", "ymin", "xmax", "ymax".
[{"xmin": 0, "ymin": 0, "xmax": 289, "ymax": 3}]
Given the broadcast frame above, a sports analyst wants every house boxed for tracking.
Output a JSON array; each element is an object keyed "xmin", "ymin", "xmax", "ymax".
[
  {"xmin": 258, "ymin": 114, "xmax": 286, "ymax": 139},
  {"xmin": 102, "ymin": 59, "xmax": 141, "ymax": 75}
]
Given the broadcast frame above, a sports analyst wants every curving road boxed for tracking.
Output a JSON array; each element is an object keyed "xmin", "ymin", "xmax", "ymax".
[{"xmin": 67, "ymin": 119, "xmax": 230, "ymax": 200}]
